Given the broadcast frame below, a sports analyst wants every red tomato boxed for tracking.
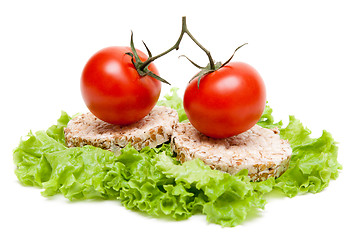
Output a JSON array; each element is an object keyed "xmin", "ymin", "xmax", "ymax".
[
  {"xmin": 81, "ymin": 46, "xmax": 161, "ymax": 125},
  {"xmin": 183, "ymin": 62, "xmax": 266, "ymax": 138}
]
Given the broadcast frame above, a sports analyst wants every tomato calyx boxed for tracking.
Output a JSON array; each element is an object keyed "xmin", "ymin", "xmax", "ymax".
[
  {"xmin": 181, "ymin": 43, "xmax": 248, "ymax": 87},
  {"xmin": 125, "ymin": 32, "xmax": 171, "ymax": 85}
]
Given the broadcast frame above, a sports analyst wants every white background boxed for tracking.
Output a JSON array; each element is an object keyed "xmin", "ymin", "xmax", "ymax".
[{"xmin": 1, "ymin": 0, "xmax": 359, "ymax": 239}]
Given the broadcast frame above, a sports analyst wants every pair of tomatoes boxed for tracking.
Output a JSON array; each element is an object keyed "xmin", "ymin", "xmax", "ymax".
[{"xmin": 81, "ymin": 46, "xmax": 266, "ymax": 138}]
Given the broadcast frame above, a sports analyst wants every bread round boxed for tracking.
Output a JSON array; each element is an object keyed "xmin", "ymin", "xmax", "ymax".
[
  {"xmin": 171, "ymin": 122, "xmax": 292, "ymax": 181},
  {"xmin": 64, "ymin": 106, "xmax": 179, "ymax": 153}
]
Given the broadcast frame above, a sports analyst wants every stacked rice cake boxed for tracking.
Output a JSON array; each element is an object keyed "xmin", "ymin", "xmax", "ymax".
[
  {"xmin": 171, "ymin": 122, "xmax": 292, "ymax": 181},
  {"xmin": 64, "ymin": 106, "xmax": 178, "ymax": 153}
]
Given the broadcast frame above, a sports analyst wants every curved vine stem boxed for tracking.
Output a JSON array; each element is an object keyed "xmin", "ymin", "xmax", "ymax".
[
  {"xmin": 184, "ymin": 23, "xmax": 215, "ymax": 70},
  {"xmin": 131, "ymin": 16, "xmax": 244, "ymax": 86},
  {"xmin": 139, "ymin": 16, "xmax": 216, "ymax": 71}
]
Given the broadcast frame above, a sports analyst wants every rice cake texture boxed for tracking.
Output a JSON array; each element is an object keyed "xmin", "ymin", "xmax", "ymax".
[
  {"xmin": 171, "ymin": 122, "xmax": 292, "ymax": 181},
  {"xmin": 64, "ymin": 106, "xmax": 178, "ymax": 153}
]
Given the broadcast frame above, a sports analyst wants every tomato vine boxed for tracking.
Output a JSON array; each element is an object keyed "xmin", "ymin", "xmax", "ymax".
[{"xmin": 128, "ymin": 16, "xmax": 247, "ymax": 86}]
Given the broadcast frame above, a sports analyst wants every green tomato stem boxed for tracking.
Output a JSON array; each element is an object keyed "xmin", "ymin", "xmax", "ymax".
[{"xmin": 139, "ymin": 16, "xmax": 216, "ymax": 71}]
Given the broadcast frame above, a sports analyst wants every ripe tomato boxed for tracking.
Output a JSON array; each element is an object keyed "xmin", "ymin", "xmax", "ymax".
[
  {"xmin": 183, "ymin": 62, "xmax": 266, "ymax": 138},
  {"xmin": 81, "ymin": 46, "xmax": 161, "ymax": 125}
]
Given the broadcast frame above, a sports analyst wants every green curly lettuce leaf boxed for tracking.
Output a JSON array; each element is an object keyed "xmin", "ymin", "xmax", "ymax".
[
  {"xmin": 42, "ymin": 145, "xmax": 129, "ymax": 200},
  {"xmin": 255, "ymin": 106, "xmax": 341, "ymax": 197},
  {"xmin": 13, "ymin": 129, "xmax": 67, "ymax": 187},
  {"xmin": 157, "ymin": 87, "xmax": 187, "ymax": 122},
  {"xmin": 257, "ymin": 104, "xmax": 283, "ymax": 129},
  {"xmin": 274, "ymin": 116, "xmax": 341, "ymax": 197},
  {"xmin": 46, "ymin": 111, "xmax": 72, "ymax": 144},
  {"xmin": 156, "ymin": 154, "xmax": 266, "ymax": 226},
  {"xmin": 13, "ymin": 88, "xmax": 341, "ymax": 227}
]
